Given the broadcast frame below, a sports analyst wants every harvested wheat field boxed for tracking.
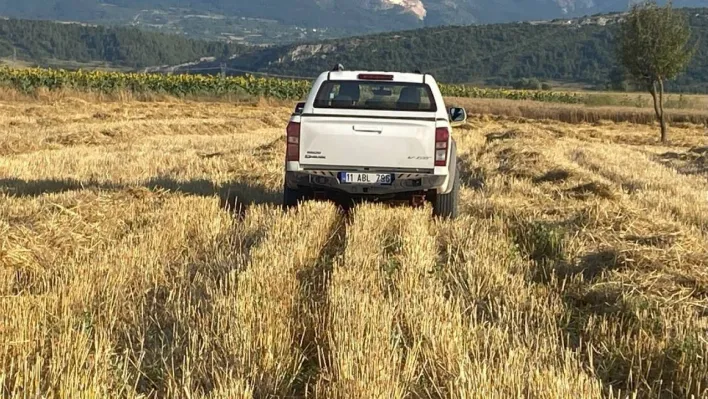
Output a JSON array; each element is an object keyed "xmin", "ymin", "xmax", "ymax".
[{"xmin": 1, "ymin": 93, "xmax": 707, "ymax": 399}]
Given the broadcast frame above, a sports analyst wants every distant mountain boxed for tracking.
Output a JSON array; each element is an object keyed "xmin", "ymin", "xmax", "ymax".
[
  {"xmin": 1, "ymin": 8, "xmax": 706, "ymax": 93},
  {"xmin": 182, "ymin": 8, "xmax": 708, "ymax": 92},
  {"xmin": 0, "ymin": 0, "xmax": 705, "ymax": 42}
]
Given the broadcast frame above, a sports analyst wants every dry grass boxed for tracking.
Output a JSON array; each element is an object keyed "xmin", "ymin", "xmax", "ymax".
[
  {"xmin": 574, "ymin": 90, "xmax": 708, "ymax": 111},
  {"xmin": 449, "ymin": 97, "xmax": 708, "ymax": 127},
  {"xmin": 1, "ymin": 91, "xmax": 707, "ymax": 398}
]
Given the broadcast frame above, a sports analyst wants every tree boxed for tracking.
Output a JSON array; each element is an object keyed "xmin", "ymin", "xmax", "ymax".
[
  {"xmin": 608, "ymin": 66, "xmax": 630, "ymax": 92},
  {"xmin": 616, "ymin": 1, "xmax": 695, "ymax": 142}
]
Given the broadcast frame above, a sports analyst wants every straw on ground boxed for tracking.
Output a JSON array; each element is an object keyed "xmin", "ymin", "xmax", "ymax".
[{"xmin": 1, "ymin": 92, "xmax": 707, "ymax": 398}]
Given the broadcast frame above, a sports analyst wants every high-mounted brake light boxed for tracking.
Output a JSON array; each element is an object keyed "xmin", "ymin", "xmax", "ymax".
[
  {"xmin": 357, "ymin": 73, "xmax": 394, "ymax": 81},
  {"xmin": 435, "ymin": 127, "xmax": 449, "ymax": 167},
  {"xmin": 286, "ymin": 122, "xmax": 300, "ymax": 162}
]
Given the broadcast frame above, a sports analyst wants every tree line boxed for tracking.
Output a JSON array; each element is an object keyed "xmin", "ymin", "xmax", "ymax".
[{"xmin": 0, "ymin": 18, "xmax": 247, "ymax": 68}]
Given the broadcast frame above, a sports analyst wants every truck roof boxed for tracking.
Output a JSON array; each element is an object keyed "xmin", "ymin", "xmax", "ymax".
[{"xmin": 321, "ymin": 70, "xmax": 437, "ymax": 84}]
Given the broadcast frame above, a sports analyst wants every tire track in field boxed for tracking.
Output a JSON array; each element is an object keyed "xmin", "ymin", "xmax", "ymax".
[
  {"xmin": 289, "ymin": 207, "xmax": 347, "ymax": 397},
  {"xmin": 315, "ymin": 204, "xmax": 419, "ymax": 398},
  {"xmin": 190, "ymin": 201, "xmax": 339, "ymax": 397},
  {"xmin": 395, "ymin": 209, "xmax": 463, "ymax": 397}
]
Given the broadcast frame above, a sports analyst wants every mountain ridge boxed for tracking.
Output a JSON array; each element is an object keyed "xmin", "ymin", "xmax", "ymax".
[
  {"xmin": 0, "ymin": 0, "xmax": 704, "ymax": 40},
  {"xmin": 0, "ymin": 8, "xmax": 706, "ymax": 93},
  {"xmin": 179, "ymin": 7, "xmax": 708, "ymax": 92}
]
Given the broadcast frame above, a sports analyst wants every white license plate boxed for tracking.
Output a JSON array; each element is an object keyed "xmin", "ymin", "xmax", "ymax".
[{"xmin": 339, "ymin": 172, "xmax": 394, "ymax": 185}]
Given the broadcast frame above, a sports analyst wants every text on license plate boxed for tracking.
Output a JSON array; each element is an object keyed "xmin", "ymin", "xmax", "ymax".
[{"xmin": 339, "ymin": 172, "xmax": 394, "ymax": 184}]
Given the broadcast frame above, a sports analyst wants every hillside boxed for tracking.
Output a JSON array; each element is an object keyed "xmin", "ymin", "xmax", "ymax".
[
  {"xmin": 0, "ymin": 9, "xmax": 706, "ymax": 92},
  {"xmin": 0, "ymin": 0, "xmax": 705, "ymax": 42},
  {"xmin": 0, "ymin": 18, "xmax": 247, "ymax": 69},
  {"xmin": 208, "ymin": 7, "xmax": 708, "ymax": 92}
]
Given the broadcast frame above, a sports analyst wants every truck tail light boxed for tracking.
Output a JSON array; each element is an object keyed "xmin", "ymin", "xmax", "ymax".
[
  {"xmin": 357, "ymin": 73, "xmax": 394, "ymax": 81},
  {"xmin": 286, "ymin": 122, "xmax": 300, "ymax": 161},
  {"xmin": 435, "ymin": 127, "xmax": 449, "ymax": 166}
]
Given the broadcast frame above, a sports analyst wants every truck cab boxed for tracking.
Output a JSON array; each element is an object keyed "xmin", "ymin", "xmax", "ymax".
[{"xmin": 283, "ymin": 66, "xmax": 467, "ymax": 218}]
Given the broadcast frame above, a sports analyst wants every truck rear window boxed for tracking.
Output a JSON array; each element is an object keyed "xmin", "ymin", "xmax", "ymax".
[{"xmin": 313, "ymin": 81, "xmax": 437, "ymax": 112}]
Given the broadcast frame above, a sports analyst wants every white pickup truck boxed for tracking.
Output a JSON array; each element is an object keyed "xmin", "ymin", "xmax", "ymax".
[{"xmin": 282, "ymin": 66, "xmax": 467, "ymax": 218}]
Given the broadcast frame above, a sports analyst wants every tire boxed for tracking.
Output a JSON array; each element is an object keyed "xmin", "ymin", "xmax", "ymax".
[
  {"xmin": 432, "ymin": 169, "xmax": 460, "ymax": 219},
  {"xmin": 283, "ymin": 185, "xmax": 307, "ymax": 210}
]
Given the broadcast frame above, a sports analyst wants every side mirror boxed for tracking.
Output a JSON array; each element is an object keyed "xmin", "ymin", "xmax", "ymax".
[
  {"xmin": 294, "ymin": 102, "xmax": 305, "ymax": 115},
  {"xmin": 449, "ymin": 107, "xmax": 467, "ymax": 127}
]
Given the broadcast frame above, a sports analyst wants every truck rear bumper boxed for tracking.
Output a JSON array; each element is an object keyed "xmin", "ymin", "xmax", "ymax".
[{"xmin": 285, "ymin": 170, "xmax": 447, "ymax": 196}]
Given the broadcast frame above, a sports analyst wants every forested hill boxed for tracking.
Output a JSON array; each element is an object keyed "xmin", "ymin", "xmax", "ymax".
[
  {"xmin": 0, "ymin": 18, "xmax": 247, "ymax": 69},
  {"xmin": 1, "ymin": 9, "xmax": 707, "ymax": 92},
  {"xmin": 216, "ymin": 8, "xmax": 708, "ymax": 92}
]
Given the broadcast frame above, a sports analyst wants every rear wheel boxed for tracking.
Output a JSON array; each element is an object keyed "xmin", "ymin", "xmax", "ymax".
[{"xmin": 432, "ymin": 170, "xmax": 460, "ymax": 219}]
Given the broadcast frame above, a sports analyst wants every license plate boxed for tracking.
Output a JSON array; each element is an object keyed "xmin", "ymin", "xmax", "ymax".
[{"xmin": 338, "ymin": 172, "xmax": 394, "ymax": 185}]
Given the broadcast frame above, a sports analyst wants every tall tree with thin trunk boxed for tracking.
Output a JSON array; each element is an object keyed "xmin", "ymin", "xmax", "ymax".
[{"xmin": 616, "ymin": 0, "xmax": 694, "ymax": 143}]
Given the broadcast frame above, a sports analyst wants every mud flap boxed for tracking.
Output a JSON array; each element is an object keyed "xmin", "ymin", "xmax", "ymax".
[{"xmin": 439, "ymin": 139, "xmax": 458, "ymax": 195}]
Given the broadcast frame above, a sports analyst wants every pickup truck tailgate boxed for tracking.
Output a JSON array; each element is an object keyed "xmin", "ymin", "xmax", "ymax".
[{"xmin": 299, "ymin": 115, "xmax": 436, "ymax": 169}]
